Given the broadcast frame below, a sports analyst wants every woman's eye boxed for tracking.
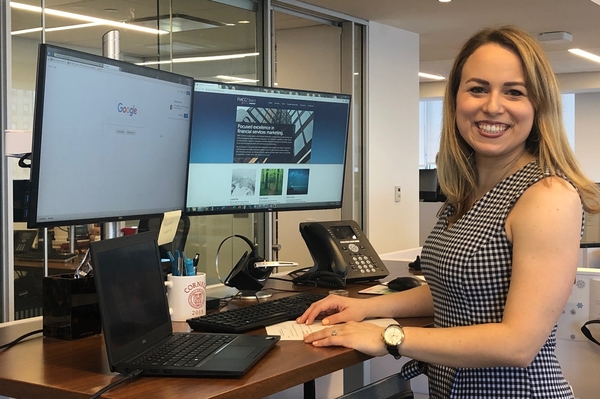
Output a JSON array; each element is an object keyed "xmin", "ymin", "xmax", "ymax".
[
  {"xmin": 468, "ymin": 86, "xmax": 486, "ymax": 94},
  {"xmin": 507, "ymin": 89, "xmax": 525, "ymax": 97}
]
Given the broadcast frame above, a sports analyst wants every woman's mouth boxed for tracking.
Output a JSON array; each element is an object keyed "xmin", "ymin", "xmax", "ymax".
[{"xmin": 476, "ymin": 122, "xmax": 509, "ymax": 135}]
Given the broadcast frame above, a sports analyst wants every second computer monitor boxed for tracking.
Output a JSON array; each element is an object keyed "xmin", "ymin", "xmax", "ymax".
[{"xmin": 186, "ymin": 81, "xmax": 351, "ymax": 215}]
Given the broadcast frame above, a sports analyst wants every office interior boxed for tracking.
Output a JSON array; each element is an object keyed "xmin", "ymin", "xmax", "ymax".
[{"xmin": 2, "ymin": 0, "xmax": 600, "ymax": 398}]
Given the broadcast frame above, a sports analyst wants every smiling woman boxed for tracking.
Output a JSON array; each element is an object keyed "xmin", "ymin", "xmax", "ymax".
[{"xmin": 297, "ymin": 25, "xmax": 600, "ymax": 399}]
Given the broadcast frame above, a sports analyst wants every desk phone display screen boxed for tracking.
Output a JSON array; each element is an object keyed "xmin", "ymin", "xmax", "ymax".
[{"xmin": 330, "ymin": 226, "xmax": 357, "ymax": 240}]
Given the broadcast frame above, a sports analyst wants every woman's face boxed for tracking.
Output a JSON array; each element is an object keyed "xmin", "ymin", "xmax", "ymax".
[{"xmin": 455, "ymin": 43, "xmax": 534, "ymax": 161}]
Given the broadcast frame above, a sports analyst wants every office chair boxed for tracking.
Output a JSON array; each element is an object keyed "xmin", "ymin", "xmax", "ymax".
[
  {"xmin": 336, "ymin": 373, "xmax": 414, "ymax": 399},
  {"xmin": 138, "ymin": 214, "xmax": 190, "ymax": 256}
]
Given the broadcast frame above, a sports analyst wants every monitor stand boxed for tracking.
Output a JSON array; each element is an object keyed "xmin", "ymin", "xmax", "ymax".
[{"xmin": 237, "ymin": 290, "xmax": 273, "ymax": 300}]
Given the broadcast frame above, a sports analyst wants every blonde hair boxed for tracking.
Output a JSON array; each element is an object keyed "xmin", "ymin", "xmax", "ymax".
[{"xmin": 437, "ymin": 25, "xmax": 600, "ymax": 221}]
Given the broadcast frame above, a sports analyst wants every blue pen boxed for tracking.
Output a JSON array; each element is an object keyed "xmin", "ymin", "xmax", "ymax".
[
  {"xmin": 185, "ymin": 258, "xmax": 195, "ymax": 276},
  {"xmin": 168, "ymin": 251, "xmax": 179, "ymax": 276}
]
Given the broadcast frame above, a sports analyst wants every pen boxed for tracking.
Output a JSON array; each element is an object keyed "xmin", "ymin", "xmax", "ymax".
[
  {"xmin": 185, "ymin": 258, "xmax": 195, "ymax": 276},
  {"xmin": 193, "ymin": 253, "xmax": 200, "ymax": 275},
  {"xmin": 168, "ymin": 251, "xmax": 179, "ymax": 276}
]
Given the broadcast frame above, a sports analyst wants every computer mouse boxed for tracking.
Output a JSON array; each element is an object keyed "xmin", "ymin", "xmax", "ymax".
[{"xmin": 387, "ymin": 276, "xmax": 423, "ymax": 292}]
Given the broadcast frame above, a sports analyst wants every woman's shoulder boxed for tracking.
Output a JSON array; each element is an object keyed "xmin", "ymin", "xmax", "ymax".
[{"xmin": 511, "ymin": 175, "xmax": 581, "ymax": 218}]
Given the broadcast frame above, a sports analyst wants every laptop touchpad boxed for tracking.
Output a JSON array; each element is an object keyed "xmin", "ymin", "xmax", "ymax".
[{"xmin": 219, "ymin": 345, "xmax": 263, "ymax": 359}]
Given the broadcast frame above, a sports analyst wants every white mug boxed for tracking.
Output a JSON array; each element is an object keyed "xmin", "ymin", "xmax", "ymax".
[{"xmin": 165, "ymin": 273, "xmax": 206, "ymax": 322}]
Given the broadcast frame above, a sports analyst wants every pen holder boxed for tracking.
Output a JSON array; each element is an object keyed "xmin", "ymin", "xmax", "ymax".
[
  {"xmin": 164, "ymin": 273, "xmax": 206, "ymax": 321},
  {"xmin": 42, "ymin": 274, "xmax": 101, "ymax": 340}
]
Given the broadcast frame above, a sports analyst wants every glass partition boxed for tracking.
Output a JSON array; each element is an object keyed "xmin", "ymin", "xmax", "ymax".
[{"xmin": 8, "ymin": 0, "xmax": 261, "ymax": 320}]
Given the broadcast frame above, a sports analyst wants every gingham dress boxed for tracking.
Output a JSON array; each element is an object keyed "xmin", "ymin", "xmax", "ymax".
[{"xmin": 401, "ymin": 161, "xmax": 576, "ymax": 398}]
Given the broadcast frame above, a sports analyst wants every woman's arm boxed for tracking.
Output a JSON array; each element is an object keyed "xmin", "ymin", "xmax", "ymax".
[
  {"xmin": 297, "ymin": 283, "xmax": 434, "ymax": 326},
  {"xmin": 304, "ymin": 176, "xmax": 582, "ymax": 368}
]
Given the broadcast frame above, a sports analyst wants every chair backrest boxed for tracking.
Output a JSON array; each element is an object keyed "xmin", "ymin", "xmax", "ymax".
[
  {"xmin": 337, "ymin": 373, "xmax": 414, "ymax": 399},
  {"xmin": 138, "ymin": 214, "xmax": 190, "ymax": 256}
]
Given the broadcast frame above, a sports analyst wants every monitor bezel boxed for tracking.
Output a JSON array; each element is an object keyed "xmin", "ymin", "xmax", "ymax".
[
  {"xmin": 27, "ymin": 44, "xmax": 194, "ymax": 228},
  {"xmin": 184, "ymin": 79, "xmax": 352, "ymax": 216}
]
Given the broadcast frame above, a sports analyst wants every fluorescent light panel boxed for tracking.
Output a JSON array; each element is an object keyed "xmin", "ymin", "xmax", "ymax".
[
  {"xmin": 216, "ymin": 75, "xmax": 259, "ymax": 83},
  {"xmin": 136, "ymin": 52, "xmax": 260, "ymax": 66},
  {"xmin": 568, "ymin": 48, "xmax": 600, "ymax": 64},
  {"xmin": 419, "ymin": 72, "xmax": 445, "ymax": 81},
  {"xmin": 10, "ymin": 2, "xmax": 168, "ymax": 35}
]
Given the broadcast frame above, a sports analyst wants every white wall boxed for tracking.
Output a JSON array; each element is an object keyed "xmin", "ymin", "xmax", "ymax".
[
  {"xmin": 366, "ymin": 22, "xmax": 420, "ymax": 253},
  {"xmin": 575, "ymin": 92, "xmax": 600, "ymax": 182}
]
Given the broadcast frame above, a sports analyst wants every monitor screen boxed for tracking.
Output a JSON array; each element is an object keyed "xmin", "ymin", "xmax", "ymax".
[
  {"xmin": 186, "ymin": 81, "xmax": 351, "ymax": 215},
  {"xmin": 28, "ymin": 44, "xmax": 194, "ymax": 228}
]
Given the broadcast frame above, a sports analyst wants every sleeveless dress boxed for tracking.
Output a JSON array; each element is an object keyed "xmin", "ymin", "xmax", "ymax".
[{"xmin": 401, "ymin": 161, "xmax": 577, "ymax": 398}]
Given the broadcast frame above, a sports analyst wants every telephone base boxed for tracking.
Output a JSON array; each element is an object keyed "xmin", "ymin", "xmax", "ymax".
[{"xmin": 236, "ymin": 290, "xmax": 273, "ymax": 300}]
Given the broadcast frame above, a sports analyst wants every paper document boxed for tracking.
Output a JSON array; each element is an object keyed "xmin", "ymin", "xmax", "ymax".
[
  {"xmin": 157, "ymin": 210, "xmax": 181, "ymax": 246},
  {"xmin": 266, "ymin": 318, "xmax": 398, "ymax": 340}
]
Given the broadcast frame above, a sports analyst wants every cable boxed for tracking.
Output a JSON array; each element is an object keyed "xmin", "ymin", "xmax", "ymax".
[
  {"xmin": 18, "ymin": 153, "xmax": 31, "ymax": 168},
  {"xmin": 89, "ymin": 369, "xmax": 143, "ymax": 399},
  {"xmin": 0, "ymin": 329, "xmax": 43, "ymax": 350}
]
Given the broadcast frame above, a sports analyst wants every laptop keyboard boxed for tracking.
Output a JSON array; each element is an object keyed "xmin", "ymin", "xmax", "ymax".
[
  {"xmin": 187, "ymin": 293, "xmax": 327, "ymax": 333},
  {"xmin": 134, "ymin": 333, "xmax": 235, "ymax": 368}
]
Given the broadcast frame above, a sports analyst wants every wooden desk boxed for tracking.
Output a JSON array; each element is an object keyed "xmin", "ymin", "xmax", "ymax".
[
  {"xmin": 0, "ymin": 281, "xmax": 432, "ymax": 399},
  {"xmin": 14, "ymin": 255, "xmax": 81, "ymax": 273}
]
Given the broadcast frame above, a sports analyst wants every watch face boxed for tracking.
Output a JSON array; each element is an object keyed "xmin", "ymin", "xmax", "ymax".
[{"xmin": 384, "ymin": 325, "xmax": 404, "ymax": 345}]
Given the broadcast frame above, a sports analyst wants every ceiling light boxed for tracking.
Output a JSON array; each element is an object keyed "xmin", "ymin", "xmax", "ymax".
[
  {"xmin": 136, "ymin": 52, "xmax": 260, "ymax": 66},
  {"xmin": 538, "ymin": 31, "xmax": 573, "ymax": 44},
  {"xmin": 419, "ymin": 72, "xmax": 445, "ymax": 81},
  {"xmin": 216, "ymin": 75, "xmax": 259, "ymax": 83},
  {"xmin": 131, "ymin": 14, "xmax": 226, "ymax": 33},
  {"xmin": 568, "ymin": 48, "xmax": 600, "ymax": 64},
  {"xmin": 439, "ymin": 0, "xmax": 452, "ymax": 2},
  {"xmin": 10, "ymin": 2, "xmax": 168, "ymax": 35}
]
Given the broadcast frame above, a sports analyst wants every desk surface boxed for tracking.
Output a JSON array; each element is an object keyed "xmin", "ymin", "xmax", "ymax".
[
  {"xmin": 14, "ymin": 254, "xmax": 83, "ymax": 272},
  {"xmin": 0, "ymin": 280, "xmax": 432, "ymax": 399}
]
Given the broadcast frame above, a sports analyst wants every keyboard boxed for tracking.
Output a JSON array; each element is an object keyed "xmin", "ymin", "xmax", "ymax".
[
  {"xmin": 16, "ymin": 251, "xmax": 78, "ymax": 263},
  {"xmin": 133, "ymin": 333, "xmax": 235, "ymax": 368},
  {"xmin": 187, "ymin": 292, "xmax": 327, "ymax": 333}
]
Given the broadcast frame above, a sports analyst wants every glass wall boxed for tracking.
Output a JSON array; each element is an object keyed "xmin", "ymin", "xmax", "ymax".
[
  {"xmin": 7, "ymin": 0, "xmax": 261, "ymax": 320},
  {"xmin": 2, "ymin": 0, "xmax": 366, "ymax": 321}
]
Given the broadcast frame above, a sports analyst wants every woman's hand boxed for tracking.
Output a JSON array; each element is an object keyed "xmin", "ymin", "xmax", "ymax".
[
  {"xmin": 303, "ymin": 321, "xmax": 389, "ymax": 357},
  {"xmin": 296, "ymin": 294, "xmax": 369, "ymax": 326}
]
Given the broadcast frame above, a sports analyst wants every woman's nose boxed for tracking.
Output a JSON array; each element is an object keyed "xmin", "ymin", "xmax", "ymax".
[{"xmin": 483, "ymin": 92, "xmax": 504, "ymax": 116}]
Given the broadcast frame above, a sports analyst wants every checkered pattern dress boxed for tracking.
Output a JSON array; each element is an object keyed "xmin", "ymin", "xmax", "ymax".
[{"xmin": 401, "ymin": 161, "xmax": 576, "ymax": 398}]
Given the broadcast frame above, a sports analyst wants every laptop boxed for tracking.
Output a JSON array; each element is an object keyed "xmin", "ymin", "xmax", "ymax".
[{"xmin": 90, "ymin": 231, "xmax": 280, "ymax": 377}]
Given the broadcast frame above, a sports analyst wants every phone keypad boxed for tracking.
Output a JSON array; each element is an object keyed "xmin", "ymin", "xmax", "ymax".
[{"xmin": 351, "ymin": 255, "xmax": 378, "ymax": 274}]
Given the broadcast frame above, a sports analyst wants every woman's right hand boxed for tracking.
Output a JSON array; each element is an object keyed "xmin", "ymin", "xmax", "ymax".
[{"xmin": 296, "ymin": 294, "xmax": 369, "ymax": 326}]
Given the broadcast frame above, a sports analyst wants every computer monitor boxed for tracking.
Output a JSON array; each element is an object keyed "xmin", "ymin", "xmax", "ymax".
[
  {"xmin": 419, "ymin": 168, "xmax": 446, "ymax": 202},
  {"xmin": 28, "ymin": 44, "xmax": 194, "ymax": 228},
  {"xmin": 186, "ymin": 81, "xmax": 351, "ymax": 215}
]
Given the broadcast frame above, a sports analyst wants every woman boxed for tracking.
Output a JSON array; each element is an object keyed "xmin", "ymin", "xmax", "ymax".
[{"xmin": 297, "ymin": 25, "xmax": 600, "ymax": 398}]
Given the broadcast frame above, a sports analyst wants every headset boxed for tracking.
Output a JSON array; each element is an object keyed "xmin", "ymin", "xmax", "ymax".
[{"xmin": 216, "ymin": 234, "xmax": 271, "ymax": 292}]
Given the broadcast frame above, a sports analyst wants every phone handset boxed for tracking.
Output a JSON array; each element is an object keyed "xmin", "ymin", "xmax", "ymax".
[{"xmin": 299, "ymin": 222, "xmax": 348, "ymax": 277}]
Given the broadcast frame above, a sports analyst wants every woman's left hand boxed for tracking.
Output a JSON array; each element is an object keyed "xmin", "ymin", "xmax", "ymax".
[{"xmin": 303, "ymin": 320, "xmax": 389, "ymax": 357}]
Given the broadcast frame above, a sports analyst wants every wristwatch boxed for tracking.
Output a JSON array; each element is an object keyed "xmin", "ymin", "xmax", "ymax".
[{"xmin": 382, "ymin": 324, "xmax": 405, "ymax": 359}]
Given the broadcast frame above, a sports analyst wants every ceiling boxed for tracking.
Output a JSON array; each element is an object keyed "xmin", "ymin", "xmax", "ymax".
[
  {"xmin": 9, "ymin": 0, "xmax": 600, "ymax": 79},
  {"xmin": 305, "ymin": 0, "xmax": 600, "ymax": 78}
]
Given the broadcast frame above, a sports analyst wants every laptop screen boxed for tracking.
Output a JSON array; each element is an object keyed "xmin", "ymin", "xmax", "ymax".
[{"xmin": 92, "ymin": 232, "xmax": 171, "ymax": 353}]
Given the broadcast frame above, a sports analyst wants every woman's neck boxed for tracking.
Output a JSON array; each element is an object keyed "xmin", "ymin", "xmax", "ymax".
[{"xmin": 472, "ymin": 150, "xmax": 534, "ymax": 201}]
